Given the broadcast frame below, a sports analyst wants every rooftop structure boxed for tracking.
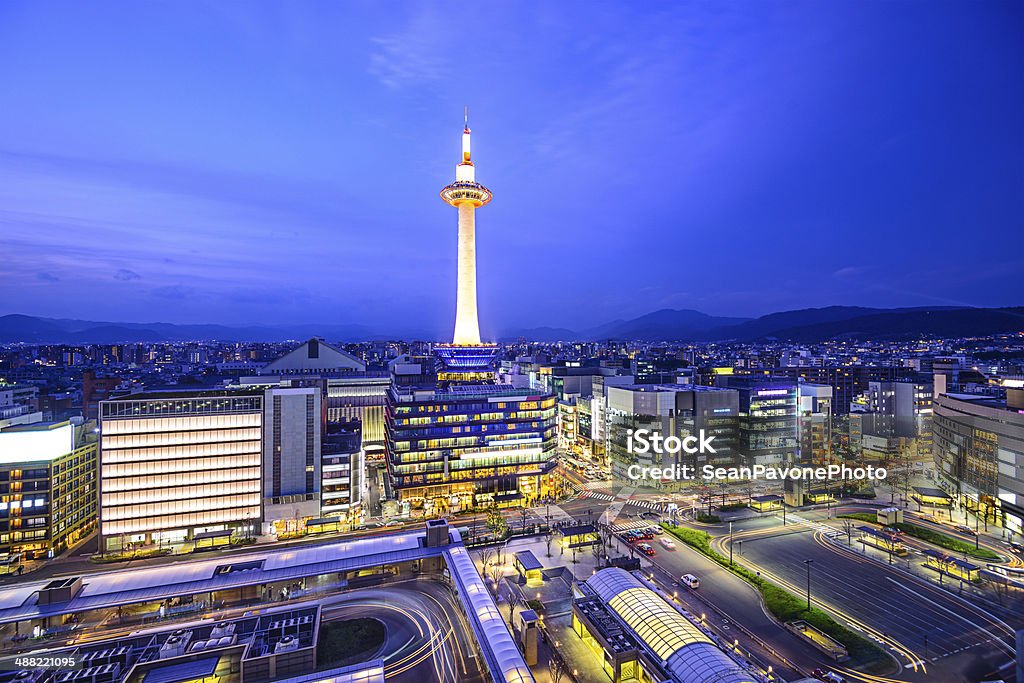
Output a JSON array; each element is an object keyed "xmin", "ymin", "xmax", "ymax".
[
  {"xmin": 581, "ymin": 568, "xmax": 755, "ymax": 683},
  {"xmin": 0, "ymin": 523, "xmax": 535, "ymax": 683}
]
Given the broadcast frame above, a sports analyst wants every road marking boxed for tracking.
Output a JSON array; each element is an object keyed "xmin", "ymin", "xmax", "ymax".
[{"xmin": 884, "ymin": 576, "xmax": 1000, "ymax": 640}]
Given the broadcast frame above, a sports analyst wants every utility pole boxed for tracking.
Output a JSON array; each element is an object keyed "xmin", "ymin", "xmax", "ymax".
[
  {"xmin": 729, "ymin": 521, "xmax": 734, "ymax": 566},
  {"xmin": 804, "ymin": 559, "xmax": 814, "ymax": 611}
]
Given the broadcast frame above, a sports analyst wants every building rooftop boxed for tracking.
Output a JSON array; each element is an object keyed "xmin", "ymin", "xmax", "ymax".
[{"xmin": 585, "ymin": 568, "xmax": 753, "ymax": 683}]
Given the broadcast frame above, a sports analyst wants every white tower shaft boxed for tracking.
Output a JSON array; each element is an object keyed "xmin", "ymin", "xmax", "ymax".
[{"xmin": 454, "ymin": 203, "xmax": 481, "ymax": 345}]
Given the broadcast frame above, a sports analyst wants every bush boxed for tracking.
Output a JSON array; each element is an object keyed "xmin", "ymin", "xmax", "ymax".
[
  {"xmin": 892, "ymin": 523, "xmax": 999, "ymax": 561},
  {"xmin": 660, "ymin": 523, "xmax": 884, "ymax": 665},
  {"xmin": 837, "ymin": 515, "xmax": 1000, "ymax": 561},
  {"xmin": 718, "ymin": 502, "xmax": 748, "ymax": 512},
  {"xmin": 696, "ymin": 513, "xmax": 722, "ymax": 523},
  {"xmin": 91, "ymin": 548, "xmax": 171, "ymax": 563},
  {"xmin": 837, "ymin": 512, "xmax": 878, "ymax": 525}
]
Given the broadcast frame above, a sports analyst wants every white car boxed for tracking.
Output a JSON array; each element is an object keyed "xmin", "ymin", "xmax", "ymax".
[
  {"xmin": 659, "ymin": 538, "xmax": 676, "ymax": 550},
  {"xmin": 680, "ymin": 574, "xmax": 700, "ymax": 589}
]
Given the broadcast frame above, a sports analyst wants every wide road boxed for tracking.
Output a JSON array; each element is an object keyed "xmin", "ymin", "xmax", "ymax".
[
  {"xmin": 321, "ymin": 580, "xmax": 484, "ymax": 683},
  {"xmin": 607, "ymin": 528, "xmax": 832, "ymax": 681},
  {"xmin": 717, "ymin": 513, "xmax": 1020, "ymax": 682}
]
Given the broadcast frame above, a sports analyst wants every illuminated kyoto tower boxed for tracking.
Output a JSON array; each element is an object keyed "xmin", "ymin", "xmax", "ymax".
[{"xmin": 440, "ymin": 108, "xmax": 493, "ymax": 346}]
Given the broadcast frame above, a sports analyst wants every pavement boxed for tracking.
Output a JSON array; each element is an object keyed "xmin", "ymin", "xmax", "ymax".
[
  {"xmin": 320, "ymin": 580, "xmax": 484, "ymax": 683},
  {"xmin": 713, "ymin": 507, "xmax": 1022, "ymax": 682}
]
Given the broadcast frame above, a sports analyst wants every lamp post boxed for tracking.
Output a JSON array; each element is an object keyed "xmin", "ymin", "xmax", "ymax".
[
  {"xmin": 804, "ymin": 559, "xmax": 814, "ymax": 611},
  {"xmin": 729, "ymin": 521, "xmax": 735, "ymax": 566}
]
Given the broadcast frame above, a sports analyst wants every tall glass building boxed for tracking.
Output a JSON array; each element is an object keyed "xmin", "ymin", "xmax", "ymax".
[{"xmin": 386, "ymin": 375, "xmax": 557, "ymax": 514}]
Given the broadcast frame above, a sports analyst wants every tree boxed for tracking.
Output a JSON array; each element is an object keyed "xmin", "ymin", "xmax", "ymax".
[
  {"xmin": 520, "ymin": 507, "xmax": 529, "ymax": 535},
  {"xmin": 592, "ymin": 537, "xmax": 606, "ymax": 567},
  {"xmin": 548, "ymin": 657, "xmax": 566, "ymax": 683},
  {"xmin": 545, "ymin": 532, "xmax": 554, "ymax": 558},
  {"xmin": 490, "ymin": 563, "xmax": 503, "ymax": 588},
  {"xmin": 507, "ymin": 592, "xmax": 522, "ymax": 629},
  {"xmin": 842, "ymin": 519, "xmax": 855, "ymax": 546},
  {"xmin": 486, "ymin": 505, "xmax": 508, "ymax": 539}
]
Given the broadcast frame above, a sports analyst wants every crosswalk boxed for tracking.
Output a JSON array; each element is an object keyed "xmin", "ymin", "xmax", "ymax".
[
  {"xmin": 627, "ymin": 498, "xmax": 667, "ymax": 511},
  {"xmin": 577, "ymin": 490, "xmax": 615, "ymax": 503},
  {"xmin": 575, "ymin": 489, "xmax": 667, "ymax": 511},
  {"xmin": 787, "ymin": 513, "xmax": 844, "ymax": 540},
  {"xmin": 610, "ymin": 519, "xmax": 657, "ymax": 533}
]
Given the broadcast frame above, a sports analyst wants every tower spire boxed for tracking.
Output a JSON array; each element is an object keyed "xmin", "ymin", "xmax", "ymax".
[{"xmin": 464, "ymin": 105, "xmax": 469, "ymax": 131}]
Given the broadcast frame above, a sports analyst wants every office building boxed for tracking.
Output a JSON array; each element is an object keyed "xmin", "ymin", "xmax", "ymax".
[
  {"xmin": 605, "ymin": 384, "xmax": 740, "ymax": 482},
  {"xmin": 98, "ymin": 389, "xmax": 264, "ymax": 551},
  {"xmin": 321, "ymin": 420, "xmax": 363, "ymax": 519},
  {"xmin": 387, "ymin": 377, "xmax": 557, "ymax": 514},
  {"xmin": 762, "ymin": 366, "xmax": 910, "ymax": 415},
  {"xmin": 325, "ymin": 374, "xmax": 389, "ymax": 455},
  {"xmin": 797, "ymin": 383, "xmax": 833, "ymax": 464},
  {"xmin": 82, "ymin": 370, "xmax": 121, "ymax": 421},
  {"xmin": 0, "ymin": 419, "xmax": 98, "ymax": 560},
  {"xmin": 715, "ymin": 376, "xmax": 798, "ymax": 466},
  {"xmin": 933, "ymin": 388, "xmax": 1024, "ymax": 536},
  {"xmin": 250, "ymin": 340, "xmax": 388, "ymax": 456},
  {"xmin": 261, "ymin": 386, "xmax": 322, "ymax": 535},
  {"xmin": 259, "ymin": 338, "xmax": 365, "ymax": 376},
  {"xmin": 0, "ymin": 382, "xmax": 40, "ymax": 429}
]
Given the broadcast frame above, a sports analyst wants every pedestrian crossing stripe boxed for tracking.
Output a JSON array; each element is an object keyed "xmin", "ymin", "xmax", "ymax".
[{"xmin": 565, "ymin": 479, "xmax": 666, "ymax": 510}]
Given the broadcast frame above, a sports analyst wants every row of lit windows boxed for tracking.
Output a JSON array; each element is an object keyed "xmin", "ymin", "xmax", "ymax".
[
  {"xmin": 102, "ymin": 454, "xmax": 260, "ymax": 478},
  {"xmin": 102, "ymin": 429, "xmax": 261, "ymax": 450},
  {"xmin": 398, "ymin": 409, "xmax": 552, "ymax": 426},
  {"xmin": 392, "ymin": 397, "xmax": 555, "ymax": 416},
  {"xmin": 391, "ymin": 420, "xmax": 550, "ymax": 441},
  {"xmin": 101, "ymin": 503, "xmax": 260, "ymax": 536},
  {"xmin": 389, "ymin": 435, "xmax": 555, "ymax": 462},
  {"xmin": 103, "ymin": 467, "xmax": 260, "ymax": 492},
  {"xmin": 101, "ymin": 397, "xmax": 262, "ymax": 419},
  {"xmin": 101, "ymin": 413, "xmax": 261, "ymax": 436},
  {"xmin": 101, "ymin": 494, "xmax": 261, "ymax": 523},
  {"xmin": 102, "ymin": 442, "xmax": 261, "ymax": 464},
  {"xmin": 102, "ymin": 481, "xmax": 260, "ymax": 508},
  {"xmin": 394, "ymin": 452, "xmax": 549, "ymax": 475}
]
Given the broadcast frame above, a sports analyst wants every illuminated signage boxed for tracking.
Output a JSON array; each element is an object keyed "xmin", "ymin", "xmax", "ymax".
[{"xmin": 0, "ymin": 423, "xmax": 74, "ymax": 464}]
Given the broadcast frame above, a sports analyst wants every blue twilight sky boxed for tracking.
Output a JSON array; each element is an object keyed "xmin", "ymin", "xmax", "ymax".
[{"xmin": 0, "ymin": 1, "xmax": 1022, "ymax": 338}]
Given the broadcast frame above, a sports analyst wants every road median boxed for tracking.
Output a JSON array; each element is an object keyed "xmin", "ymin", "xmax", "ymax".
[{"xmin": 661, "ymin": 523, "xmax": 889, "ymax": 669}]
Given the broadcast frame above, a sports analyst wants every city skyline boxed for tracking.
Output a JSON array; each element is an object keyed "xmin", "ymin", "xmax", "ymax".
[{"xmin": 1, "ymin": 2, "xmax": 1022, "ymax": 336}]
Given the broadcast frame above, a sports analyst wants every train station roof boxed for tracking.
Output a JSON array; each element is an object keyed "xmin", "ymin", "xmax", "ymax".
[
  {"xmin": 0, "ymin": 531, "xmax": 438, "ymax": 624},
  {"xmin": 586, "ymin": 568, "xmax": 755, "ymax": 683}
]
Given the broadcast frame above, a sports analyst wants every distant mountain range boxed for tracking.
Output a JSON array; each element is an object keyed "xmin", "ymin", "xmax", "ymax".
[
  {"xmin": 499, "ymin": 306, "xmax": 1024, "ymax": 342},
  {"xmin": 1, "ymin": 306, "xmax": 1022, "ymax": 344}
]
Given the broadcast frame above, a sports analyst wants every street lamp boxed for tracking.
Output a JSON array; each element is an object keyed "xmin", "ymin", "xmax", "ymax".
[
  {"xmin": 729, "ymin": 521, "xmax": 734, "ymax": 566},
  {"xmin": 803, "ymin": 559, "xmax": 814, "ymax": 611}
]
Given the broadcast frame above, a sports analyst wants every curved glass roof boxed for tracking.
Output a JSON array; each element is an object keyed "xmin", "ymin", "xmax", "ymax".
[
  {"xmin": 587, "ymin": 568, "xmax": 755, "ymax": 683},
  {"xmin": 589, "ymin": 569, "xmax": 711, "ymax": 660}
]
